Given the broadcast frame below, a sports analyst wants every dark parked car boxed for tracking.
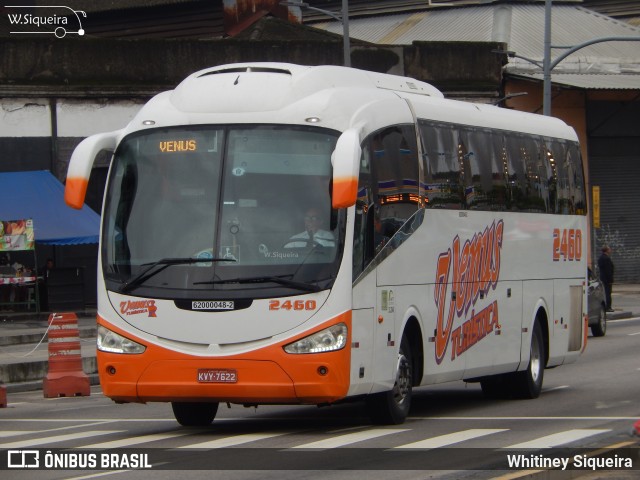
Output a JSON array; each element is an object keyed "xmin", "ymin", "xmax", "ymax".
[{"xmin": 587, "ymin": 268, "xmax": 607, "ymax": 337}]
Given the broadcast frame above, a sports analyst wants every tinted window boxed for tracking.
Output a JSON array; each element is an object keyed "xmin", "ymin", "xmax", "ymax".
[
  {"xmin": 419, "ymin": 119, "xmax": 585, "ymax": 215},
  {"xmin": 353, "ymin": 125, "xmax": 419, "ymax": 279}
]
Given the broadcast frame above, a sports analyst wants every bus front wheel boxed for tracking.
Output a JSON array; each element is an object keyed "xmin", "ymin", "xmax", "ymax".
[
  {"xmin": 366, "ymin": 336, "xmax": 413, "ymax": 425},
  {"xmin": 171, "ymin": 401, "xmax": 219, "ymax": 426}
]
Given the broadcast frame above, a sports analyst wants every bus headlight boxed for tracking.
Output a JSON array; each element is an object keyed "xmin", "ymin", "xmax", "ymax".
[
  {"xmin": 97, "ymin": 325, "xmax": 146, "ymax": 354},
  {"xmin": 284, "ymin": 323, "xmax": 348, "ymax": 354}
]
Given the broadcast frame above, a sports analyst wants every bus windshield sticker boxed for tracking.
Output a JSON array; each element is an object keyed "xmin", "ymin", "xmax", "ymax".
[
  {"xmin": 388, "ymin": 290, "xmax": 395, "ymax": 313},
  {"xmin": 220, "ymin": 246, "xmax": 239, "ymax": 262}
]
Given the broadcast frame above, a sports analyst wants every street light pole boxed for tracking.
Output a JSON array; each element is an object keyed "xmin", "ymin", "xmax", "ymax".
[
  {"xmin": 494, "ymin": 0, "xmax": 640, "ymax": 116},
  {"xmin": 280, "ymin": 1, "xmax": 351, "ymax": 67},
  {"xmin": 341, "ymin": 0, "xmax": 351, "ymax": 67},
  {"xmin": 543, "ymin": 0, "xmax": 552, "ymax": 116}
]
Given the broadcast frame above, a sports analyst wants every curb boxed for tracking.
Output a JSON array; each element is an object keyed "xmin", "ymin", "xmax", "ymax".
[
  {"xmin": 0, "ymin": 326, "xmax": 97, "ymax": 347},
  {"xmin": 5, "ymin": 373, "xmax": 100, "ymax": 393},
  {"xmin": 0, "ymin": 356, "xmax": 97, "ymax": 386},
  {"xmin": 607, "ymin": 311, "xmax": 635, "ymax": 321}
]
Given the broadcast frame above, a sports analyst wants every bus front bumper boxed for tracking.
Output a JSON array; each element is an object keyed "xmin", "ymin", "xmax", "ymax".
[{"xmin": 97, "ymin": 314, "xmax": 351, "ymax": 405}]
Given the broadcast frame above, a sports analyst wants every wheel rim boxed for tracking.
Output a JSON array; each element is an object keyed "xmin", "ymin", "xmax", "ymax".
[
  {"xmin": 392, "ymin": 352, "xmax": 411, "ymax": 406},
  {"xmin": 530, "ymin": 335, "xmax": 542, "ymax": 383}
]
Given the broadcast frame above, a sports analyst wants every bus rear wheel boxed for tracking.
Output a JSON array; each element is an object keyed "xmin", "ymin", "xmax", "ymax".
[
  {"xmin": 511, "ymin": 320, "xmax": 545, "ymax": 399},
  {"xmin": 367, "ymin": 336, "xmax": 412, "ymax": 425},
  {"xmin": 480, "ymin": 321, "xmax": 545, "ymax": 399},
  {"xmin": 171, "ymin": 401, "xmax": 219, "ymax": 426}
]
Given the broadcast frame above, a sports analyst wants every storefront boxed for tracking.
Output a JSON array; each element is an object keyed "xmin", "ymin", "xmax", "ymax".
[
  {"xmin": 0, "ymin": 171, "xmax": 100, "ymax": 311},
  {"xmin": 0, "ymin": 218, "xmax": 39, "ymax": 312}
]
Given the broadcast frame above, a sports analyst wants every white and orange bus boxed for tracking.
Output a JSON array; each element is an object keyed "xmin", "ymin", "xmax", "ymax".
[{"xmin": 65, "ymin": 63, "xmax": 588, "ymax": 426}]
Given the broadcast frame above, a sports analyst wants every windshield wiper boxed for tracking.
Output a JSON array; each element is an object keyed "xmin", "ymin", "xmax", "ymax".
[
  {"xmin": 194, "ymin": 275, "xmax": 321, "ymax": 293},
  {"xmin": 119, "ymin": 257, "xmax": 235, "ymax": 294}
]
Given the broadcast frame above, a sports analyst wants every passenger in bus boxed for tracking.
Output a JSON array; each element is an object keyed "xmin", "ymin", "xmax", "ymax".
[{"xmin": 284, "ymin": 208, "xmax": 335, "ymax": 248}]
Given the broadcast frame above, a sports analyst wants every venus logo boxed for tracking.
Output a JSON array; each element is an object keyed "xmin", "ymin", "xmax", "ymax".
[{"xmin": 433, "ymin": 220, "xmax": 504, "ymax": 364}]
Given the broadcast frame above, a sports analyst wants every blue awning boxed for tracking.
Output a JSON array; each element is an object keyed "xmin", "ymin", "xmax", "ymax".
[{"xmin": 0, "ymin": 170, "xmax": 100, "ymax": 245}]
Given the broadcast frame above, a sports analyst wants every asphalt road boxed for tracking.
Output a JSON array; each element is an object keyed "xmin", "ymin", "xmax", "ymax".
[{"xmin": 2, "ymin": 316, "xmax": 639, "ymax": 480}]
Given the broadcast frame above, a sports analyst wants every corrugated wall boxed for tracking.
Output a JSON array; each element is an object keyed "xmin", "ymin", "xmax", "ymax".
[{"xmin": 588, "ymin": 99, "xmax": 640, "ymax": 283}]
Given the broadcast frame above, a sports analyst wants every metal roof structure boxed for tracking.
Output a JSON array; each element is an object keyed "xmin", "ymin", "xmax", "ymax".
[
  {"xmin": 303, "ymin": 1, "xmax": 639, "ymax": 25},
  {"xmin": 582, "ymin": 0, "xmax": 640, "ymax": 26},
  {"xmin": 310, "ymin": 2, "xmax": 640, "ymax": 90},
  {"xmin": 513, "ymin": 73, "xmax": 640, "ymax": 89}
]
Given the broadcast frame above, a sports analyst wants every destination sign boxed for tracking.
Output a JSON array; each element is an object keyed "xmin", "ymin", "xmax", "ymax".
[{"xmin": 159, "ymin": 140, "xmax": 197, "ymax": 152}]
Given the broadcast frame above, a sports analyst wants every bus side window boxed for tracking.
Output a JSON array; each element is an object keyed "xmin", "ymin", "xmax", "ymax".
[
  {"xmin": 353, "ymin": 150, "xmax": 371, "ymax": 280},
  {"xmin": 552, "ymin": 141, "xmax": 585, "ymax": 215},
  {"xmin": 353, "ymin": 125, "xmax": 421, "ymax": 281},
  {"xmin": 419, "ymin": 121, "xmax": 465, "ymax": 209}
]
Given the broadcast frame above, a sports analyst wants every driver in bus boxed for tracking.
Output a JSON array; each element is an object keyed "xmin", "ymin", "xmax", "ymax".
[{"xmin": 284, "ymin": 207, "xmax": 335, "ymax": 248}]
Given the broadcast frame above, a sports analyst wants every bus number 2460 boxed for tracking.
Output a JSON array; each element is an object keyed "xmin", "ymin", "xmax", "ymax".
[
  {"xmin": 553, "ymin": 228, "xmax": 582, "ymax": 262},
  {"xmin": 269, "ymin": 300, "xmax": 317, "ymax": 311}
]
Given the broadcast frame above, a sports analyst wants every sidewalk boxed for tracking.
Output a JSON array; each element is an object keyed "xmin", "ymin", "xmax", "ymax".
[
  {"xmin": 606, "ymin": 284, "xmax": 640, "ymax": 319},
  {"xmin": 1, "ymin": 285, "xmax": 639, "ymax": 394},
  {"xmin": 0, "ymin": 309, "xmax": 98, "ymax": 392}
]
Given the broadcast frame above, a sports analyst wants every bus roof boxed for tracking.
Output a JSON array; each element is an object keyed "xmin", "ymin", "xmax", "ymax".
[{"xmin": 125, "ymin": 63, "xmax": 577, "ymax": 143}]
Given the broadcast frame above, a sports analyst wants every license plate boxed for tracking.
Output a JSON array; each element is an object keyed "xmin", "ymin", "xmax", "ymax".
[{"xmin": 197, "ymin": 369, "xmax": 237, "ymax": 383}]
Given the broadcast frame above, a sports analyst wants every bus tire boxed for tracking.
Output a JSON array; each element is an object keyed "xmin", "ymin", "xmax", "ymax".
[
  {"xmin": 511, "ymin": 320, "xmax": 545, "ymax": 399},
  {"xmin": 366, "ymin": 336, "xmax": 412, "ymax": 425},
  {"xmin": 171, "ymin": 401, "xmax": 219, "ymax": 426}
]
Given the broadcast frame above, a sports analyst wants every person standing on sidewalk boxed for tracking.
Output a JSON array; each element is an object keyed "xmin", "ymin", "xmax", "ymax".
[{"xmin": 598, "ymin": 245, "xmax": 614, "ymax": 312}]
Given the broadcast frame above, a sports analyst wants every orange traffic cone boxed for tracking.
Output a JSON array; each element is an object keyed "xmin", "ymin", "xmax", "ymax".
[{"xmin": 43, "ymin": 313, "xmax": 90, "ymax": 398}]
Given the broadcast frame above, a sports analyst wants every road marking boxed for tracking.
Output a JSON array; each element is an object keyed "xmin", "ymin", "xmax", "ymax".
[
  {"xmin": 80, "ymin": 431, "xmax": 195, "ymax": 449},
  {"xmin": 66, "ymin": 470, "xmax": 130, "ymax": 480},
  {"xmin": 609, "ymin": 317, "xmax": 640, "ymax": 323},
  {"xmin": 179, "ymin": 432, "xmax": 290, "ymax": 449},
  {"xmin": 0, "ymin": 431, "xmax": 31, "ymax": 438},
  {"xmin": 0, "ymin": 431, "xmax": 124, "ymax": 449},
  {"xmin": 0, "ymin": 418, "xmax": 177, "ymax": 422},
  {"xmin": 394, "ymin": 428, "xmax": 507, "ymax": 449},
  {"xmin": 543, "ymin": 385, "xmax": 569, "ymax": 392},
  {"xmin": 595, "ymin": 400, "xmax": 632, "ymax": 410},
  {"xmin": 415, "ymin": 416, "xmax": 639, "ymax": 421},
  {"xmin": 7, "ymin": 415, "xmax": 636, "ymax": 423},
  {"xmin": 628, "ymin": 331, "xmax": 640, "ymax": 336},
  {"xmin": 293, "ymin": 428, "xmax": 408, "ymax": 449},
  {"xmin": 504, "ymin": 429, "xmax": 611, "ymax": 449},
  {"xmin": 0, "ymin": 422, "xmax": 115, "ymax": 438}
]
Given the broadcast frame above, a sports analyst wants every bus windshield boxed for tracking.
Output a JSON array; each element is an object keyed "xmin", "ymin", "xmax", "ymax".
[{"xmin": 102, "ymin": 125, "xmax": 344, "ymax": 299}]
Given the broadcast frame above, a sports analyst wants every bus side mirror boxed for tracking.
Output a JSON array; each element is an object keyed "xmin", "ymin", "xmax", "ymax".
[
  {"xmin": 331, "ymin": 128, "xmax": 361, "ymax": 209},
  {"xmin": 65, "ymin": 131, "xmax": 119, "ymax": 209}
]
